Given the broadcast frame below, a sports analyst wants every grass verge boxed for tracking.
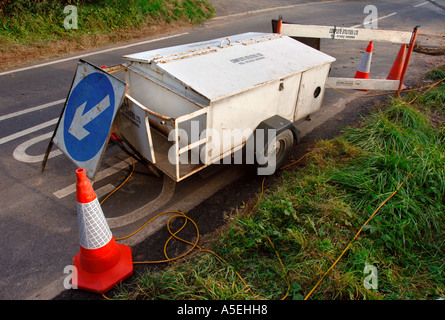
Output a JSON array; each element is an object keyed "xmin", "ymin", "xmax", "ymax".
[
  {"xmin": 0, "ymin": 0, "xmax": 215, "ymax": 70},
  {"xmin": 107, "ymin": 66, "xmax": 445, "ymax": 300}
]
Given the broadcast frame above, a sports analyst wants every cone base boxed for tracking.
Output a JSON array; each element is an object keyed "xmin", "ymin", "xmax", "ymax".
[{"xmin": 73, "ymin": 243, "xmax": 133, "ymax": 294}]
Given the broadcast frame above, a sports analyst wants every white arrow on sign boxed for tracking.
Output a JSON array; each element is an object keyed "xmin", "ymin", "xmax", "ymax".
[{"xmin": 68, "ymin": 95, "xmax": 111, "ymax": 140}]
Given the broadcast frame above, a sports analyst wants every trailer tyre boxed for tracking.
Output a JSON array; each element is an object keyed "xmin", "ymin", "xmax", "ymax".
[
  {"xmin": 274, "ymin": 129, "xmax": 294, "ymax": 169},
  {"xmin": 259, "ymin": 129, "xmax": 294, "ymax": 172}
]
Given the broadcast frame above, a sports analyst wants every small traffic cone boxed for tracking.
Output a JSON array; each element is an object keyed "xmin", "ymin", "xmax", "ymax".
[
  {"xmin": 354, "ymin": 41, "xmax": 373, "ymax": 91},
  {"xmin": 72, "ymin": 168, "xmax": 133, "ymax": 294},
  {"xmin": 386, "ymin": 44, "xmax": 407, "ymax": 89}
]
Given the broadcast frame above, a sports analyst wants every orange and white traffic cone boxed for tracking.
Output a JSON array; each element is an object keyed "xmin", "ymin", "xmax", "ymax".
[
  {"xmin": 72, "ymin": 168, "xmax": 133, "ymax": 294},
  {"xmin": 354, "ymin": 41, "xmax": 373, "ymax": 81},
  {"xmin": 387, "ymin": 44, "xmax": 407, "ymax": 90}
]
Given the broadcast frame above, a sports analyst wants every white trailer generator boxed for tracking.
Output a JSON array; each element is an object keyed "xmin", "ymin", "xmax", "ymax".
[{"xmin": 46, "ymin": 32, "xmax": 336, "ymax": 181}]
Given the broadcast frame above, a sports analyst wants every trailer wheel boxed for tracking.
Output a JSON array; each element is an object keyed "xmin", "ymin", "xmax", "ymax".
[
  {"xmin": 259, "ymin": 129, "xmax": 294, "ymax": 172},
  {"xmin": 274, "ymin": 129, "xmax": 294, "ymax": 169}
]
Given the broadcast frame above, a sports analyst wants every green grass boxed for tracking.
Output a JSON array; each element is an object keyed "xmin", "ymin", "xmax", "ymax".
[
  {"xmin": 0, "ymin": 0, "xmax": 215, "ymax": 46},
  {"xmin": 107, "ymin": 67, "xmax": 445, "ymax": 300}
]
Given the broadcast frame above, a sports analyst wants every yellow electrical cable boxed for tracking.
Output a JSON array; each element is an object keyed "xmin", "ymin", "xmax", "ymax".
[
  {"xmin": 303, "ymin": 171, "xmax": 411, "ymax": 300},
  {"xmin": 123, "ymin": 211, "xmax": 200, "ymax": 264},
  {"xmin": 404, "ymin": 77, "xmax": 445, "ymax": 94},
  {"xmin": 97, "ymin": 153, "xmax": 257, "ymax": 298},
  {"xmin": 100, "ymin": 157, "xmax": 135, "ymax": 206},
  {"xmin": 280, "ymin": 152, "xmax": 312, "ymax": 171},
  {"xmin": 251, "ymin": 176, "xmax": 266, "ymax": 212},
  {"xmin": 97, "ymin": 160, "xmax": 257, "ymax": 297},
  {"xmin": 266, "ymin": 236, "xmax": 290, "ymax": 300},
  {"xmin": 107, "ymin": 62, "xmax": 133, "ymax": 74},
  {"xmin": 406, "ymin": 77, "xmax": 445, "ymax": 105},
  {"xmin": 107, "ymin": 209, "xmax": 256, "ymax": 298},
  {"xmin": 101, "ymin": 165, "xmax": 293, "ymax": 299},
  {"xmin": 98, "ymin": 73, "xmax": 442, "ymax": 300},
  {"xmin": 276, "ymin": 78, "xmax": 442, "ymax": 299},
  {"xmin": 198, "ymin": 249, "xmax": 255, "ymax": 295}
]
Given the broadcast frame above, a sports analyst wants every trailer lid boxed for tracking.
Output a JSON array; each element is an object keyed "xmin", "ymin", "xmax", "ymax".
[{"xmin": 123, "ymin": 33, "xmax": 335, "ymax": 101}]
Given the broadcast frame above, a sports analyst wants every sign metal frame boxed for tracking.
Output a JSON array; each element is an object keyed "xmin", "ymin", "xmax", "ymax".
[{"xmin": 47, "ymin": 59, "xmax": 128, "ymax": 179}]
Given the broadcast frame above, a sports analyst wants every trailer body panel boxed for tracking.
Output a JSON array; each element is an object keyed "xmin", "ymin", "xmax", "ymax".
[{"xmin": 117, "ymin": 33, "xmax": 335, "ymax": 181}]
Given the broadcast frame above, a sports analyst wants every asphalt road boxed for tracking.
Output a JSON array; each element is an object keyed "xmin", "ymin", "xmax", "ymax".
[{"xmin": 0, "ymin": 0, "xmax": 444, "ymax": 300}]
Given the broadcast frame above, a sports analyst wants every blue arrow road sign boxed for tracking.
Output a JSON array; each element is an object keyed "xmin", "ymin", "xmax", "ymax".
[
  {"xmin": 63, "ymin": 72, "xmax": 115, "ymax": 162},
  {"xmin": 53, "ymin": 60, "xmax": 127, "ymax": 179}
]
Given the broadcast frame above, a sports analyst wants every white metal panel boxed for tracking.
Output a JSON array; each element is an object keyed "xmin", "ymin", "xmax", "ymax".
[
  {"xmin": 281, "ymin": 23, "xmax": 413, "ymax": 44},
  {"xmin": 116, "ymin": 95, "xmax": 156, "ymax": 163},
  {"xmin": 326, "ymin": 77, "xmax": 400, "ymax": 90},
  {"xmin": 123, "ymin": 33, "xmax": 266, "ymax": 63},
  {"xmin": 126, "ymin": 68, "xmax": 203, "ymax": 118},
  {"xmin": 294, "ymin": 64, "xmax": 331, "ymax": 121},
  {"xmin": 129, "ymin": 61, "xmax": 211, "ymax": 107},
  {"xmin": 124, "ymin": 33, "xmax": 335, "ymax": 102},
  {"xmin": 278, "ymin": 74, "xmax": 302, "ymax": 118},
  {"xmin": 205, "ymin": 74, "xmax": 301, "ymax": 164}
]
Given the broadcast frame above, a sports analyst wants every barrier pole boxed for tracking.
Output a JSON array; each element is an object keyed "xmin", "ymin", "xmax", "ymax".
[
  {"xmin": 277, "ymin": 15, "xmax": 283, "ymax": 34},
  {"xmin": 396, "ymin": 25, "xmax": 420, "ymax": 97}
]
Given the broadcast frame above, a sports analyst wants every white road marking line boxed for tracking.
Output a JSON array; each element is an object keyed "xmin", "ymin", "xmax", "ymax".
[
  {"xmin": 350, "ymin": 12, "xmax": 397, "ymax": 28},
  {"xmin": 107, "ymin": 175, "xmax": 176, "ymax": 227},
  {"xmin": 95, "ymin": 184, "xmax": 116, "ymax": 200},
  {"xmin": 53, "ymin": 158, "xmax": 132, "ymax": 199},
  {"xmin": 13, "ymin": 132, "xmax": 62, "ymax": 163},
  {"xmin": 210, "ymin": 0, "xmax": 339, "ymax": 21},
  {"xmin": 0, "ymin": 32, "xmax": 189, "ymax": 77},
  {"xmin": 414, "ymin": 2, "xmax": 429, "ymax": 7},
  {"xmin": 0, "ymin": 99, "xmax": 65, "ymax": 122},
  {"xmin": 0, "ymin": 118, "xmax": 58, "ymax": 145}
]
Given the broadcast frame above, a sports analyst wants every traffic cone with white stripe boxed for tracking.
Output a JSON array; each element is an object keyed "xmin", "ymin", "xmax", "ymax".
[
  {"xmin": 72, "ymin": 168, "xmax": 133, "ymax": 294},
  {"xmin": 386, "ymin": 44, "xmax": 407, "ymax": 90},
  {"xmin": 354, "ymin": 41, "xmax": 373, "ymax": 91}
]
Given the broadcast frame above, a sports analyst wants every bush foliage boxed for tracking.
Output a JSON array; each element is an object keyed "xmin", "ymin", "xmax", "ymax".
[{"xmin": 0, "ymin": 0, "xmax": 215, "ymax": 44}]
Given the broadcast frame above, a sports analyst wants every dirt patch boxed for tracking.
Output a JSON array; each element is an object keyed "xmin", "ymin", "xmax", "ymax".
[{"xmin": 414, "ymin": 44, "xmax": 445, "ymax": 56}]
